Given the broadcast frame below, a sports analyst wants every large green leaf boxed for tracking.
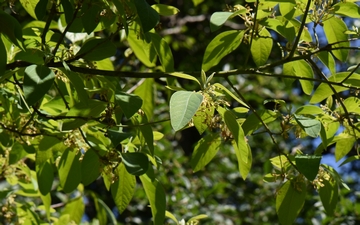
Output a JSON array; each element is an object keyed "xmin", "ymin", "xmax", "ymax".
[
  {"xmin": 115, "ymin": 92, "xmax": 143, "ymax": 119},
  {"xmin": 61, "ymin": 196, "xmax": 84, "ymax": 224},
  {"xmin": 111, "ymin": 163, "xmax": 136, "ymax": 214},
  {"xmin": 276, "ymin": 179, "xmax": 306, "ymax": 225},
  {"xmin": 148, "ymin": 32, "xmax": 174, "ymax": 72},
  {"xmin": 310, "ymin": 72, "xmax": 360, "ymax": 103},
  {"xmin": 251, "ymin": 28, "xmax": 273, "ymax": 67},
  {"xmin": 170, "ymin": 91, "xmax": 203, "ymax": 131},
  {"xmin": 295, "ymin": 155, "xmax": 322, "ymax": 181},
  {"xmin": 294, "ymin": 105, "xmax": 324, "ymax": 115},
  {"xmin": 191, "ymin": 133, "xmax": 221, "ymax": 172},
  {"xmin": 335, "ymin": 96, "xmax": 360, "ymax": 115},
  {"xmin": 260, "ymin": 17, "xmax": 296, "ymax": 42},
  {"xmin": 279, "ymin": 2, "xmax": 303, "ymax": 20},
  {"xmin": 294, "ymin": 115, "xmax": 321, "ymax": 138},
  {"xmin": 75, "ymin": 38, "xmax": 116, "ymax": 61},
  {"xmin": 81, "ymin": 149, "xmax": 101, "ymax": 186},
  {"xmin": 323, "ymin": 16, "xmax": 349, "ymax": 62},
  {"xmin": 20, "ymin": 0, "xmax": 39, "ymax": 19},
  {"xmin": 36, "ymin": 160, "xmax": 54, "ymax": 195},
  {"xmin": 127, "ymin": 29, "xmax": 157, "ymax": 67},
  {"xmin": 134, "ymin": 78, "xmax": 154, "ymax": 120},
  {"xmin": 213, "ymin": 83, "xmax": 248, "ymax": 108},
  {"xmin": 107, "ymin": 128, "xmax": 131, "ymax": 147},
  {"xmin": 283, "ymin": 60, "xmax": 314, "ymax": 95},
  {"xmin": 335, "ymin": 133, "xmax": 356, "ymax": 161},
  {"xmin": 131, "ymin": 113, "xmax": 154, "ymax": 155},
  {"xmin": 232, "ymin": 141, "xmax": 252, "ymax": 180},
  {"xmin": 81, "ymin": 2, "xmax": 101, "ymax": 34},
  {"xmin": 242, "ymin": 110, "xmax": 279, "ymax": 135},
  {"xmin": 319, "ymin": 176, "xmax": 338, "ymax": 216},
  {"xmin": 134, "ymin": 0, "xmax": 159, "ymax": 32},
  {"xmin": 23, "ymin": 65, "xmax": 55, "ymax": 106},
  {"xmin": 139, "ymin": 174, "xmax": 166, "ymax": 225},
  {"xmin": 58, "ymin": 148, "xmax": 81, "ymax": 193},
  {"xmin": 333, "ymin": 2, "xmax": 360, "ymax": 18},
  {"xmin": 121, "ymin": 152, "xmax": 149, "ymax": 176},
  {"xmin": 317, "ymin": 51, "xmax": 336, "ymax": 75},
  {"xmin": 202, "ymin": 30, "xmax": 244, "ymax": 71}
]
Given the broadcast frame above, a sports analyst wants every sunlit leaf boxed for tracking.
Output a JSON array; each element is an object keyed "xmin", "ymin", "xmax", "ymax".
[
  {"xmin": 213, "ymin": 83, "xmax": 248, "ymax": 108},
  {"xmin": 170, "ymin": 91, "xmax": 203, "ymax": 131},
  {"xmin": 169, "ymin": 72, "xmax": 201, "ymax": 86},
  {"xmin": 317, "ymin": 51, "xmax": 336, "ymax": 75},
  {"xmin": 191, "ymin": 133, "xmax": 221, "ymax": 172},
  {"xmin": 149, "ymin": 32, "xmax": 174, "ymax": 72},
  {"xmin": 134, "ymin": 78, "xmax": 155, "ymax": 120},
  {"xmin": 294, "ymin": 105, "xmax": 324, "ymax": 115},
  {"xmin": 58, "ymin": 148, "xmax": 81, "ymax": 193},
  {"xmin": 209, "ymin": 9, "xmax": 247, "ymax": 32},
  {"xmin": 193, "ymin": 102, "xmax": 215, "ymax": 134},
  {"xmin": 127, "ymin": 28, "xmax": 157, "ymax": 67},
  {"xmin": 294, "ymin": 115, "xmax": 321, "ymax": 138},
  {"xmin": 202, "ymin": 30, "xmax": 244, "ymax": 71},
  {"xmin": 111, "ymin": 163, "xmax": 136, "ymax": 214},
  {"xmin": 81, "ymin": 149, "xmax": 101, "ymax": 186},
  {"xmin": 139, "ymin": 174, "xmax": 166, "ymax": 224},
  {"xmin": 276, "ymin": 179, "xmax": 306, "ymax": 225},
  {"xmin": 283, "ymin": 60, "xmax": 314, "ymax": 95},
  {"xmin": 323, "ymin": 16, "xmax": 349, "ymax": 62},
  {"xmin": 335, "ymin": 133, "xmax": 356, "ymax": 161},
  {"xmin": 251, "ymin": 28, "xmax": 273, "ymax": 67},
  {"xmin": 151, "ymin": 4, "xmax": 179, "ymax": 16},
  {"xmin": 61, "ymin": 196, "xmax": 84, "ymax": 224},
  {"xmin": 242, "ymin": 110, "xmax": 279, "ymax": 135},
  {"xmin": 165, "ymin": 211, "xmax": 179, "ymax": 225},
  {"xmin": 333, "ymin": 2, "xmax": 360, "ymax": 18}
]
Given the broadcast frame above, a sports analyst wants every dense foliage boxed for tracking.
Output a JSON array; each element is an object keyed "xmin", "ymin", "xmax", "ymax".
[{"xmin": 1, "ymin": 0, "xmax": 360, "ymax": 224}]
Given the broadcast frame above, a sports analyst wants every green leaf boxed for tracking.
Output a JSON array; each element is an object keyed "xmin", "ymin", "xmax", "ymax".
[
  {"xmin": 81, "ymin": 149, "xmax": 101, "ymax": 186},
  {"xmin": 294, "ymin": 115, "xmax": 321, "ymax": 138},
  {"xmin": 40, "ymin": 192, "xmax": 51, "ymax": 220},
  {"xmin": 294, "ymin": 105, "xmax": 324, "ymax": 115},
  {"xmin": 168, "ymin": 72, "xmax": 201, "ymax": 86},
  {"xmin": 23, "ymin": 65, "xmax": 55, "ymax": 106},
  {"xmin": 233, "ymin": 141, "xmax": 252, "ymax": 180},
  {"xmin": 251, "ymin": 28, "xmax": 273, "ymax": 67},
  {"xmin": 193, "ymin": 102, "xmax": 215, "ymax": 134},
  {"xmin": 202, "ymin": 30, "xmax": 244, "ymax": 71},
  {"xmin": 60, "ymin": 65, "xmax": 89, "ymax": 103},
  {"xmin": 36, "ymin": 160, "xmax": 54, "ymax": 195},
  {"xmin": 333, "ymin": 2, "xmax": 360, "ymax": 18},
  {"xmin": 191, "ymin": 133, "xmax": 221, "ymax": 172},
  {"xmin": 276, "ymin": 179, "xmax": 306, "ymax": 225},
  {"xmin": 260, "ymin": 17, "xmax": 296, "ymax": 43},
  {"xmin": 319, "ymin": 176, "xmax": 338, "ymax": 216},
  {"xmin": 339, "ymin": 155, "xmax": 360, "ymax": 167},
  {"xmin": 224, "ymin": 111, "xmax": 249, "ymax": 163},
  {"xmin": 0, "ymin": 40, "xmax": 6, "ymax": 78},
  {"xmin": 134, "ymin": 78, "xmax": 155, "ymax": 120},
  {"xmin": 335, "ymin": 133, "xmax": 356, "ymax": 161},
  {"xmin": 279, "ymin": 2, "xmax": 303, "ymax": 20},
  {"xmin": 81, "ymin": 3, "xmax": 101, "ymax": 34},
  {"xmin": 111, "ymin": 163, "xmax": 136, "ymax": 214},
  {"xmin": 165, "ymin": 211, "xmax": 179, "ymax": 225},
  {"xmin": 61, "ymin": 196, "xmax": 84, "ymax": 224},
  {"xmin": 317, "ymin": 51, "xmax": 336, "ymax": 75},
  {"xmin": 107, "ymin": 129, "xmax": 131, "ymax": 147},
  {"xmin": 151, "ymin": 4, "xmax": 179, "ymax": 16},
  {"xmin": 188, "ymin": 214, "xmax": 209, "ymax": 223},
  {"xmin": 210, "ymin": 12, "xmax": 233, "ymax": 32},
  {"xmin": 75, "ymin": 38, "xmax": 116, "ymax": 61},
  {"xmin": 323, "ymin": 16, "xmax": 349, "ymax": 62},
  {"xmin": 20, "ymin": 0, "xmax": 40, "ymax": 19},
  {"xmin": 115, "ymin": 92, "xmax": 143, "ymax": 119},
  {"xmin": 335, "ymin": 96, "xmax": 360, "ymax": 115},
  {"xmin": 122, "ymin": 152, "xmax": 149, "ymax": 176},
  {"xmin": 134, "ymin": 0, "xmax": 159, "ymax": 32},
  {"xmin": 310, "ymin": 72, "xmax": 360, "ymax": 103},
  {"xmin": 61, "ymin": 100, "xmax": 107, "ymax": 131},
  {"xmin": 58, "ymin": 148, "xmax": 81, "ymax": 193},
  {"xmin": 132, "ymin": 113, "xmax": 154, "ymax": 155},
  {"xmin": 283, "ymin": 60, "xmax": 314, "ymax": 95},
  {"xmin": 35, "ymin": 0, "xmax": 48, "ymax": 20},
  {"xmin": 170, "ymin": 91, "xmax": 203, "ymax": 131},
  {"xmin": 213, "ymin": 83, "xmax": 248, "ymax": 108},
  {"xmin": 139, "ymin": 174, "xmax": 166, "ymax": 225},
  {"xmin": 113, "ymin": 0, "xmax": 129, "ymax": 35},
  {"xmin": 295, "ymin": 155, "xmax": 322, "ymax": 180},
  {"xmin": 148, "ymin": 32, "xmax": 174, "ymax": 72},
  {"xmin": 127, "ymin": 28, "xmax": 157, "ymax": 67}
]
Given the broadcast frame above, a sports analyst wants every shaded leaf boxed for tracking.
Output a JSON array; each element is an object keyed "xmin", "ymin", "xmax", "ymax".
[
  {"xmin": 75, "ymin": 38, "xmax": 116, "ymax": 61},
  {"xmin": 319, "ymin": 176, "xmax": 338, "ymax": 216},
  {"xmin": 170, "ymin": 91, "xmax": 203, "ymax": 131},
  {"xmin": 115, "ymin": 92, "xmax": 143, "ymax": 119},
  {"xmin": 295, "ymin": 155, "xmax": 322, "ymax": 181},
  {"xmin": 36, "ymin": 161, "xmax": 54, "ymax": 195},
  {"xmin": 148, "ymin": 32, "xmax": 174, "ymax": 72},
  {"xmin": 134, "ymin": 0, "xmax": 159, "ymax": 32},
  {"xmin": 23, "ymin": 65, "xmax": 55, "ymax": 106},
  {"xmin": 81, "ymin": 149, "xmax": 101, "ymax": 186},
  {"xmin": 121, "ymin": 152, "xmax": 149, "ymax": 176},
  {"xmin": 213, "ymin": 83, "xmax": 248, "ymax": 108},
  {"xmin": 317, "ymin": 51, "xmax": 336, "ymax": 75},
  {"xmin": 294, "ymin": 115, "xmax": 321, "ymax": 138},
  {"xmin": 58, "ymin": 148, "xmax": 81, "ymax": 193}
]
